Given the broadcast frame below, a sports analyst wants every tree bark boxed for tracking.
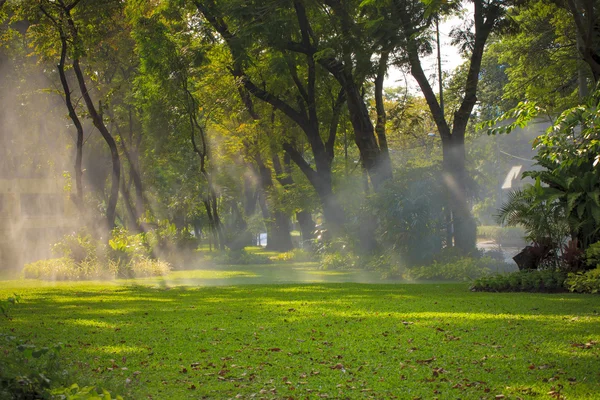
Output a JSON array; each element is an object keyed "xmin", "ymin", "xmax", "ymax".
[
  {"xmin": 72, "ymin": 59, "xmax": 120, "ymax": 232},
  {"xmin": 40, "ymin": 5, "xmax": 84, "ymax": 211},
  {"xmin": 256, "ymin": 156, "xmax": 293, "ymax": 251},
  {"xmin": 399, "ymin": 0, "xmax": 500, "ymax": 254}
]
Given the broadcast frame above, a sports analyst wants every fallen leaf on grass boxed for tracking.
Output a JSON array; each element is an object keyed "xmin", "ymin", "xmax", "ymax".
[{"xmin": 571, "ymin": 341, "xmax": 597, "ymax": 349}]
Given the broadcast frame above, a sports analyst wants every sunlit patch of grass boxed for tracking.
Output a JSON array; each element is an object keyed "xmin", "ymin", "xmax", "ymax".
[
  {"xmin": 1, "ymin": 282, "xmax": 599, "ymax": 399},
  {"xmin": 301, "ymin": 270, "xmax": 353, "ymax": 276}
]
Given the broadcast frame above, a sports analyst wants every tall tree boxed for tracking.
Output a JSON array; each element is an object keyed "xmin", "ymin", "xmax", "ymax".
[
  {"xmin": 394, "ymin": 0, "xmax": 506, "ymax": 253},
  {"xmin": 20, "ymin": 0, "xmax": 123, "ymax": 231},
  {"xmin": 194, "ymin": 0, "xmax": 348, "ymax": 232}
]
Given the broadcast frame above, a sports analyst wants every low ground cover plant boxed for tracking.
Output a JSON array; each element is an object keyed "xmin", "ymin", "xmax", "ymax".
[{"xmin": 1, "ymin": 281, "xmax": 599, "ymax": 399}]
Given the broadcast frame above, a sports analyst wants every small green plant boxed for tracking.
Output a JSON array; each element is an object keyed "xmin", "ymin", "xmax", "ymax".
[
  {"xmin": 584, "ymin": 241, "xmax": 600, "ymax": 268},
  {"xmin": 50, "ymin": 383, "xmax": 124, "ymax": 399},
  {"xmin": 0, "ymin": 293, "xmax": 20, "ymax": 319},
  {"xmin": 565, "ymin": 268, "xmax": 600, "ymax": 294},
  {"xmin": 0, "ymin": 336, "xmax": 64, "ymax": 399}
]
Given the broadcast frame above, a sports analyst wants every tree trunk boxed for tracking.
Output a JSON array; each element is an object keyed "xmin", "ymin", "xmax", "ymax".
[
  {"xmin": 320, "ymin": 57, "xmax": 393, "ymax": 190},
  {"xmin": 442, "ymin": 137, "xmax": 477, "ymax": 253},
  {"xmin": 274, "ymin": 152, "xmax": 316, "ymax": 244},
  {"xmin": 72, "ymin": 60, "xmax": 120, "ymax": 231},
  {"xmin": 256, "ymin": 158, "xmax": 293, "ymax": 251},
  {"xmin": 54, "ymin": 23, "xmax": 84, "ymax": 210},
  {"xmin": 283, "ymin": 143, "xmax": 346, "ymax": 234}
]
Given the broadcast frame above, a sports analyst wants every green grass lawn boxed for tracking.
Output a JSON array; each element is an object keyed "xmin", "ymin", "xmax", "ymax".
[{"xmin": 1, "ymin": 277, "xmax": 600, "ymax": 399}]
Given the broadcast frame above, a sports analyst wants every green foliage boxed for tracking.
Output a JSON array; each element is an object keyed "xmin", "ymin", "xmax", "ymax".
[
  {"xmin": 370, "ymin": 167, "xmax": 446, "ymax": 267},
  {"xmin": 584, "ymin": 241, "xmax": 600, "ymax": 268},
  {"xmin": 565, "ymin": 268, "xmax": 600, "ymax": 294},
  {"xmin": 50, "ymin": 384, "xmax": 124, "ymax": 400},
  {"xmin": 0, "ymin": 335, "xmax": 64, "ymax": 399},
  {"xmin": 483, "ymin": 0, "xmax": 581, "ymax": 114},
  {"xmin": 53, "ymin": 231, "xmax": 100, "ymax": 265},
  {"xmin": 484, "ymin": 89, "xmax": 600, "ymax": 267},
  {"xmin": 0, "ymin": 333, "xmax": 122, "ymax": 400},
  {"xmin": 404, "ymin": 257, "xmax": 497, "ymax": 281},
  {"xmin": 496, "ymin": 185, "xmax": 570, "ymax": 248},
  {"xmin": 211, "ymin": 249, "xmax": 272, "ymax": 265},
  {"xmin": 0, "ymin": 293, "xmax": 20, "ymax": 319},
  {"xmin": 269, "ymin": 249, "xmax": 315, "ymax": 263},
  {"xmin": 24, "ymin": 230, "xmax": 171, "ymax": 281},
  {"xmin": 23, "ymin": 258, "xmax": 107, "ymax": 281},
  {"xmin": 471, "ymin": 269, "xmax": 567, "ymax": 292},
  {"xmin": 319, "ymin": 251, "xmax": 358, "ymax": 271}
]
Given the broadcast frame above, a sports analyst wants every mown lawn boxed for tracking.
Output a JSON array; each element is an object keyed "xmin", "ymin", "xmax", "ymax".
[{"xmin": 1, "ymin": 279, "xmax": 599, "ymax": 399}]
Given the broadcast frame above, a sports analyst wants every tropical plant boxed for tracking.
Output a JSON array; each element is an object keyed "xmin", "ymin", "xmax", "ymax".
[{"xmin": 490, "ymin": 88, "xmax": 600, "ymax": 270}]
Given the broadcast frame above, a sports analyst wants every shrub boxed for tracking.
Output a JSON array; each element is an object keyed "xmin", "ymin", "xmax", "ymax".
[
  {"xmin": 319, "ymin": 251, "xmax": 357, "ymax": 270},
  {"xmin": 369, "ymin": 169, "xmax": 446, "ymax": 267},
  {"xmin": 211, "ymin": 249, "xmax": 271, "ymax": 265},
  {"xmin": 471, "ymin": 270, "xmax": 567, "ymax": 292},
  {"xmin": 50, "ymin": 384, "xmax": 124, "ymax": 399},
  {"xmin": 0, "ymin": 333, "xmax": 123, "ymax": 400},
  {"xmin": 0, "ymin": 335, "xmax": 64, "ymax": 399},
  {"xmin": 565, "ymin": 268, "xmax": 600, "ymax": 294},
  {"xmin": 404, "ymin": 257, "xmax": 494, "ymax": 281},
  {"xmin": 584, "ymin": 241, "xmax": 600, "ymax": 268},
  {"xmin": 131, "ymin": 257, "xmax": 172, "ymax": 277},
  {"xmin": 364, "ymin": 252, "xmax": 405, "ymax": 279},
  {"xmin": 24, "ymin": 228, "xmax": 171, "ymax": 280},
  {"xmin": 53, "ymin": 230, "xmax": 99, "ymax": 264},
  {"xmin": 23, "ymin": 258, "xmax": 106, "ymax": 280}
]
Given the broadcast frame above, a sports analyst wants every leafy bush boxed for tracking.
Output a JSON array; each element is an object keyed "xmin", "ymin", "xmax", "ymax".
[
  {"xmin": 0, "ymin": 293, "xmax": 20, "ymax": 319},
  {"xmin": 0, "ymin": 335, "xmax": 65, "ymax": 399},
  {"xmin": 211, "ymin": 249, "xmax": 271, "ymax": 265},
  {"xmin": 565, "ymin": 268, "xmax": 600, "ymax": 294},
  {"xmin": 0, "ymin": 333, "xmax": 123, "ymax": 400},
  {"xmin": 130, "ymin": 257, "xmax": 172, "ymax": 278},
  {"xmin": 319, "ymin": 251, "xmax": 357, "ymax": 270},
  {"xmin": 23, "ymin": 258, "xmax": 103, "ymax": 280},
  {"xmin": 471, "ymin": 269, "xmax": 567, "ymax": 292},
  {"xmin": 369, "ymin": 168, "xmax": 446, "ymax": 267},
  {"xmin": 364, "ymin": 252, "xmax": 405, "ymax": 279},
  {"xmin": 24, "ymin": 229, "xmax": 171, "ymax": 280},
  {"xmin": 50, "ymin": 384, "xmax": 124, "ymax": 399},
  {"xmin": 404, "ymin": 257, "xmax": 494, "ymax": 281},
  {"xmin": 53, "ymin": 231, "xmax": 99, "ymax": 264},
  {"xmin": 584, "ymin": 241, "xmax": 600, "ymax": 268}
]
